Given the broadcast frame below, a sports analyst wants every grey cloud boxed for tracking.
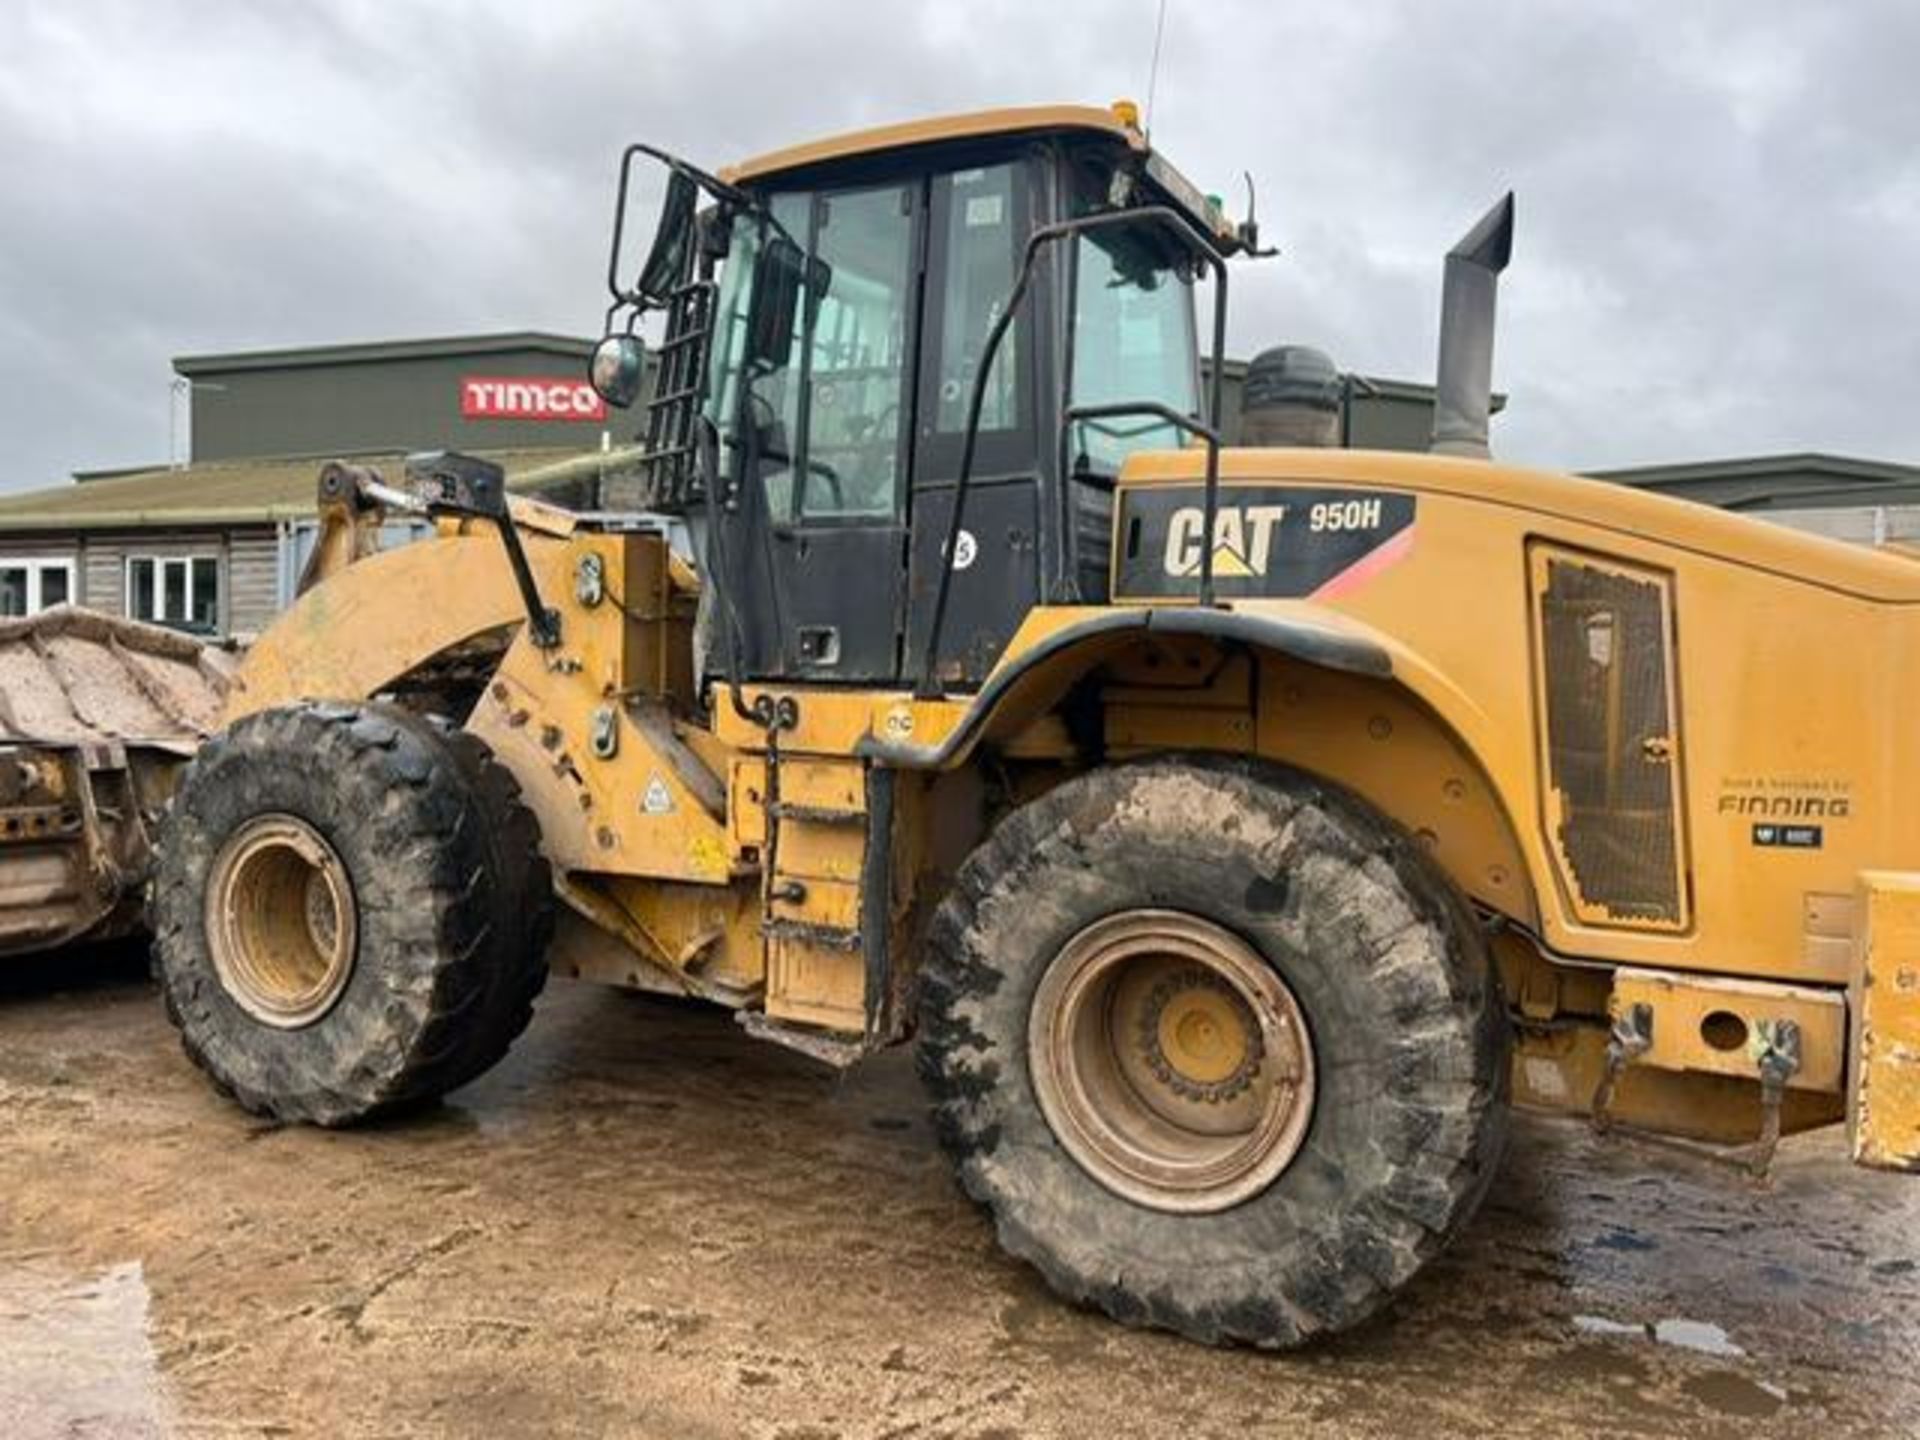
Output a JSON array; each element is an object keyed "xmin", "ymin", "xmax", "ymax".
[{"xmin": 1, "ymin": 0, "xmax": 1915, "ymax": 491}]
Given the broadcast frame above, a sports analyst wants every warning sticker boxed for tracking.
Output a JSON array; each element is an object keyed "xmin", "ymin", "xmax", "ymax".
[
  {"xmin": 641, "ymin": 775, "xmax": 675, "ymax": 816},
  {"xmin": 965, "ymin": 194, "xmax": 1004, "ymax": 228}
]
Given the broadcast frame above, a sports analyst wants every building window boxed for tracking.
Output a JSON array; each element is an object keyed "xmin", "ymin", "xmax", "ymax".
[
  {"xmin": 0, "ymin": 558, "xmax": 75, "ymax": 617},
  {"xmin": 127, "ymin": 555, "xmax": 219, "ymax": 632}
]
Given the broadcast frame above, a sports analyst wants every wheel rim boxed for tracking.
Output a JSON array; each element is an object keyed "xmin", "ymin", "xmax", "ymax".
[
  {"xmin": 204, "ymin": 814, "xmax": 357, "ymax": 1029},
  {"xmin": 1027, "ymin": 909, "xmax": 1317, "ymax": 1214}
]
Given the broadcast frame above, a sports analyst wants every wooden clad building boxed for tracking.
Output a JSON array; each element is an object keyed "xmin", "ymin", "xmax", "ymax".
[{"xmin": 0, "ymin": 334, "xmax": 613, "ymax": 638}]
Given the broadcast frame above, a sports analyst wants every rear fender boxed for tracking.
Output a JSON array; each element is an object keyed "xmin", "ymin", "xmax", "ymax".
[{"xmin": 863, "ymin": 604, "xmax": 1540, "ymax": 926}]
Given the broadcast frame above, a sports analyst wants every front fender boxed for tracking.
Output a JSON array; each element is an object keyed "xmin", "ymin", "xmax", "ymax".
[{"xmin": 223, "ymin": 527, "xmax": 571, "ymax": 722}]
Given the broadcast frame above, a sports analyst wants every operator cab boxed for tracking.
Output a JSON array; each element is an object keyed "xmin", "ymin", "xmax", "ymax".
[{"xmin": 594, "ymin": 105, "xmax": 1248, "ymax": 690}]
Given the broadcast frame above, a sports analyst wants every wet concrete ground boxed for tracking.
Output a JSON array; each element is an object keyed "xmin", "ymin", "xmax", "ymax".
[{"xmin": 2, "ymin": 946, "xmax": 1917, "ymax": 1439}]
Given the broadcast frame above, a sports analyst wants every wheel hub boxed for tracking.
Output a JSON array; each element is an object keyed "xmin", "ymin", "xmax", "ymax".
[
  {"xmin": 1028, "ymin": 909, "xmax": 1317, "ymax": 1214},
  {"xmin": 1139, "ymin": 966, "xmax": 1264, "ymax": 1103},
  {"xmin": 204, "ymin": 814, "xmax": 357, "ymax": 1030}
]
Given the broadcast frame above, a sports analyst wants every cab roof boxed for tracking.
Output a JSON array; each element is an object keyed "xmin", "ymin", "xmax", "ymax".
[{"xmin": 720, "ymin": 103, "xmax": 1145, "ymax": 185}]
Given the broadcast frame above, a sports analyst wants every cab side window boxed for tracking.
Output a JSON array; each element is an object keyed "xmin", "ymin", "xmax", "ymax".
[
  {"xmin": 796, "ymin": 185, "xmax": 915, "ymax": 520},
  {"xmin": 932, "ymin": 165, "xmax": 1023, "ymax": 437},
  {"xmin": 917, "ymin": 163, "xmax": 1034, "ymax": 483}
]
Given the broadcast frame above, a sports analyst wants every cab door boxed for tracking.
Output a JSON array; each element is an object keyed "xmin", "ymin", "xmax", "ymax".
[
  {"xmin": 903, "ymin": 160, "xmax": 1045, "ymax": 686},
  {"xmin": 718, "ymin": 181, "xmax": 923, "ymax": 683}
]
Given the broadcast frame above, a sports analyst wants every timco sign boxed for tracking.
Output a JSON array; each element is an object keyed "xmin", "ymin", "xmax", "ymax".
[{"xmin": 460, "ymin": 375, "xmax": 606, "ymax": 422}]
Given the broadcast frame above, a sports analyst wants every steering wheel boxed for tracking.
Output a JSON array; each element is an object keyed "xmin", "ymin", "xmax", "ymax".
[
  {"xmin": 797, "ymin": 457, "xmax": 844, "ymax": 514},
  {"xmin": 743, "ymin": 392, "xmax": 843, "ymax": 516}
]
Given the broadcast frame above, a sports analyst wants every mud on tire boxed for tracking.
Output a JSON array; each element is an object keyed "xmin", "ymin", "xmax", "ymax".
[
  {"xmin": 916, "ymin": 753, "xmax": 1510, "ymax": 1348},
  {"xmin": 152, "ymin": 702, "xmax": 550, "ymax": 1125}
]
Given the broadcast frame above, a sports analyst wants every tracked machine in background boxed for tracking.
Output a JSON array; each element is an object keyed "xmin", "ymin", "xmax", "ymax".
[{"xmin": 151, "ymin": 103, "xmax": 1919, "ymax": 1348}]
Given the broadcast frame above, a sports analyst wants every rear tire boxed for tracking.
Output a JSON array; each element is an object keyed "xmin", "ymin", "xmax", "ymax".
[
  {"xmin": 917, "ymin": 754, "xmax": 1509, "ymax": 1348},
  {"xmin": 152, "ymin": 702, "xmax": 548, "ymax": 1125}
]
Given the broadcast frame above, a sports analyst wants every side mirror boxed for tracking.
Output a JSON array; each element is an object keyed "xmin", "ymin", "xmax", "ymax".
[
  {"xmin": 589, "ymin": 334, "xmax": 647, "ymax": 409},
  {"xmin": 746, "ymin": 236, "xmax": 811, "ymax": 371}
]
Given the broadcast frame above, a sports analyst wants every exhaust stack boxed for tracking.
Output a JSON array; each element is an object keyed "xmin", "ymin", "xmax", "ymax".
[{"xmin": 1429, "ymin": 192, "xmax": 1514, "ymax": 460}]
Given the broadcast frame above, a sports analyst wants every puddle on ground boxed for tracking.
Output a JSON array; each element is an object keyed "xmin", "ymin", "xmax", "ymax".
[
  {"xmin": 0, "ymin": 1259, "xmax": 172, "ymax": 1437},
  {"xmin": 1652, "ymin": 1318, "xmax": 1744, "ymax": 1358},
  {"xmin": 1572, "ymin": 1314, "xmax": 1743, "ymax": 1357},
  {"xmin": 1571, "ymin": 1312, "xmax": 1793, "ymax": 1419}
]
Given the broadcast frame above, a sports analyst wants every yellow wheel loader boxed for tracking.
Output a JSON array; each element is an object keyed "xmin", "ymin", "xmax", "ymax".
[{"xmin": 154, "ymin": 104, "xmax": 1920, "ymax": 1348}]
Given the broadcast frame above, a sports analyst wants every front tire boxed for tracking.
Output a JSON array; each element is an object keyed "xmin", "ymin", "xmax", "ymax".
[
  {"xmin": 406, "ymin": 710, "xmax": 554, "ymax": 1094},
  {"xmin": 917, "ymin": 754, "xmax": 1509, "ymax": 1348},
  {"xmin": 153, "ymin": 703, "xmax": 548, "ymax": 1125}
]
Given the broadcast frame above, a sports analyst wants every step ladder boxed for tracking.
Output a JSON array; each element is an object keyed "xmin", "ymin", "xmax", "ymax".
[
  {"xmin": 633, "ymin": 275, "xmax": 717, "ymax": 512},
  {"xmin": 748, "ymin": 752, "xmax": 892, "ymax": 1045}
]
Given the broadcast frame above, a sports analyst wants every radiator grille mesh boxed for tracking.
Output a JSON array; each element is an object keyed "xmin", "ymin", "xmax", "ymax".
[{"xmin": 1538, "ymin": 555, "xmax": 1684, "ymax": 926}]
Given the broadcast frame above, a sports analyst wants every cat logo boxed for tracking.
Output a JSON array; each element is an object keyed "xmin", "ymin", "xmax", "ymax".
[
  {"xmin": 1164, "ymin": 504, "xmax": 1290, "ymax": 578},
  {"xmin": 1119, "ymin": 485, "xmax": 1412, "ymax": 600}
]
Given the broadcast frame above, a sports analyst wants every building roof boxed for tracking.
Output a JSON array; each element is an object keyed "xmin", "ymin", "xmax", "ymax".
[
  {"xmin": 722, "ymin": 103, "xmax": 1142, "ymax": 184},
  {"xmin": 174, "ymin": 332, "xmax": 593, "ymax": 377},
  {"xmin": 1591, "ymin": 452, "xmax": 1920, "ymax": 511},
  {"xmin": 0, "ymin": 448, "xmax": 606, "ymax": 532},
  {"xmin": 1355, "ymin": 376, "xmax": 1508, "ymax": 412}
]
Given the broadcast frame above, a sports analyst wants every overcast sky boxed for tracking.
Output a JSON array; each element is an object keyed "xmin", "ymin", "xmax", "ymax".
[{"xmin": 3, "ymin": 0, "xmax": 1917, "ymax": 494}]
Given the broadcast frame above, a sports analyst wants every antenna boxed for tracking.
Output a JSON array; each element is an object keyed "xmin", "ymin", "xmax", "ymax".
[{"xmin": 1144, "ymin": 0, "xmax": 1170, "ymax": 139}]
